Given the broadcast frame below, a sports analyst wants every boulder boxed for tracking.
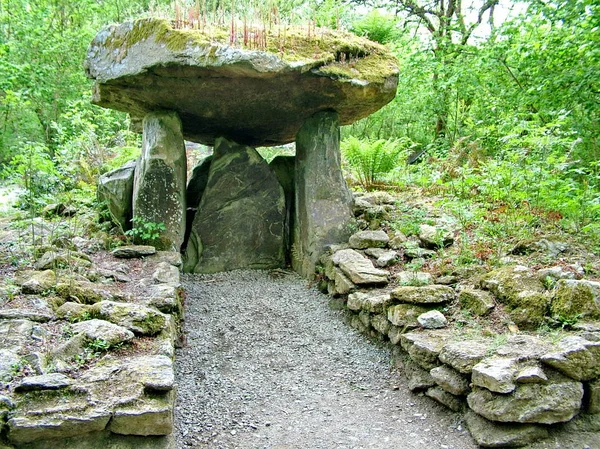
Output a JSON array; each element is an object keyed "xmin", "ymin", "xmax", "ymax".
[
  {"xmin": 20, "ymin": 270, "xmax": 57, "ymax": 294},
  {"xmin": 458, "ymin": 288, "xmax": 495, "ymax": 316},
  {"xmin": 430, "ymin": 365, "xmax": 470, "ymax": 396},
  {"xmin": 541, "ymin": 336, "xmax": 600, "ymax": 381},
  {"xmin": 464, "ymin": 410, "xmax": 549, "ymax": 448},
  {"xmin": 269, "ymin": 155, "xmax": 296, "ymax": 261},
  {"xmin": 332, "ymin": 249, "xmax": 388, "ymax": 285},
  {"xmin": 55, "ymin": 302, "xmax": 93, "ymax": 321},
  {"xmin": 347, "ymin": 291, "xmax": 391, "ymax": 314},
  {"xmin": 438, "ymin": 340, "xmax": 491, "ymax": 374},
  {"xmin": 184, "ymin": 137, "xmax": 285, "ymax": 273},
  {"xmin": 425, "ymin": 386, "xmax": 462, "ymax": 411},
  {"xmin": 292, "ymin": 112, "xmax": 354, "ymax": 277},
  {"xmin": 550, "ymin": 279, "xmax": 600, "ymax": 321},
  {"xmin": 418, "ymin": 224, "xmax": 454, "ymax": 249},
  {"xmin": 71, "ymin": 319, "xmax": 134, "ymax": 346},
  {"xmin": 480, "ymin": 265, "xmax": 545, "ymax": 304},
  {"xmin": 85, "ymin": 18, "xmax": 398, "ymax": 147},
  {"xmin": 328, "ymin": 268, "xmax": 355, "ymax": 296},
  {"xmin": 112, "ymin": 245, "xmax": 156, "ymax": 258},
  {"xmin": 152, "ymin": 262, "xmax": 180, "ymax": 286},
  {"xmin": 417, "ymin": 310, "xmax": 448, "ymax": 329},
  {"xmin": 132, "ymin": 110, "xmax": 187, "ymax": 251},
  {"xmin": 472, "ymin": 357, "xmax": 519, "ymax": 394},
  {"xmin": 97, "ymin": 160, "xmax": 136, "ymax": 231},
  {"xmin": 348, "ymin": 230, "xmax": 389, "ymax": 249},
  {"xmin": 390, "ymin": 285, "xmax": 455, "ymax": 305},
  {"xmin": 109, "ymin": 393, "xmax": 174, "ymax": 436},
  {"xmin": 387, "ymin": 304, "xmax": 428, "ymax": 329},
  {"xmin": 400, "ymin": 331, "xmax": 452, "ymax": 370},
  {"xmin": 185, "ymin": 155, "xmax": 212, "ymax": 209},
  {"xmin": 92, "ymin": 301, "xmax": 167, "ymax": 335},
  {"xmin": 506, "ymin": 290, "xmax": 550, "ymax": 329},
  {"xmin": 467, "ymin": 373, "xmax": 584, "ymax": 424},
  {"xmin": 13, "ymin": 373, "xmax": 72, "ymax": 392},
  {"xmin": 388, "ymin": 232, "xmax": 408, "ymax": 250},
  {"xmin": 55, "ymin": 280, "xmax": 118, "ymax": 304}
]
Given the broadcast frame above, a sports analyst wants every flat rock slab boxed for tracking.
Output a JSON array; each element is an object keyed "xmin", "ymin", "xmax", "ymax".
[
  {"xmin": 112, "ymin": 245, "xmax": 157, "ymax": 258},
  {"xmin": 85, "ymin": 19, "xmax": 398, "ymax": 147}
]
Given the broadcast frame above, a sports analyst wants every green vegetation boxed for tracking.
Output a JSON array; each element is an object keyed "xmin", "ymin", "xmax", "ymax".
[{"xmin": 125, "ymin": 217, "xmax": 167, "ymax": 245}]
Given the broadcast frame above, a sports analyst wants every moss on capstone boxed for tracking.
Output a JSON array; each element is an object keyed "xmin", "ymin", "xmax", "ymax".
[{"xmin": 103, "ymin": 18, "xmax": 397, "ymax": 84}]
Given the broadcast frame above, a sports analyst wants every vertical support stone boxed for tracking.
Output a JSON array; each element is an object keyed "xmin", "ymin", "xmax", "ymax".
[
  {"xmin": 183, "ymin": 137, "xmax": 285, "ymax": 273},
  {"xmin": 133, "ymin": 111, "xmax": 187, "ymax": 251},
  {"xmin": 293, "ymin": 110, "xmax": 354, "ymax": 278}
]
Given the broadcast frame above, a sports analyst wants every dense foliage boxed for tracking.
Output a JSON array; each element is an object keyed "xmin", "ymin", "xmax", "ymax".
[{"xmin": 1, "ymin": 0, "xmax": 598, "ymax": 250}]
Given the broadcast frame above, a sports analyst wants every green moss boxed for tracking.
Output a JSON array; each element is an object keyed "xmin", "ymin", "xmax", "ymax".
[
  {"xmin": 103, "ymin": 18, "xmax": 397, "ymax": 84},
  {"xmin": 507, "ymin": 291, "xmax": 550, "ymax": 330},
  {"xmin": 551, "ymin": 280, "xmax": 600, "ymax": 320}
]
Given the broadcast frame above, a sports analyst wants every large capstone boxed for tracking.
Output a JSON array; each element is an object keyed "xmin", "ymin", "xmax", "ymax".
[
  {"xmin": 133, "ymin": 111, "xmax": 187, "ymax": 251},
  {"xmin": 85, "ymin": 19, "xmax": 398, "ymax": 147},
  {"xmin": 184, "ymin": 138, "xmax": 285, "ymax": 273},
  {"xmin": 292, "ymin": 111, "xmax": 354, "ymax": 277}
]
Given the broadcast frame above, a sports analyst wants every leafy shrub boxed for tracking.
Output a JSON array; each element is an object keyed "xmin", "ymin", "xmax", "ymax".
[
  {"xmin": 350, "ymin": 11, "xmax": 399, "ymax": 44},
  {"xmin": 125, "ymin": 217, "xmax": 166, "ymax": 245}
]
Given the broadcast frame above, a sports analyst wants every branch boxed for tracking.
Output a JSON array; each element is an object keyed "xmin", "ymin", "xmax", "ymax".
[{"xmin": 461, "ymin": 0, "xmax": 499, "ymax": 45}]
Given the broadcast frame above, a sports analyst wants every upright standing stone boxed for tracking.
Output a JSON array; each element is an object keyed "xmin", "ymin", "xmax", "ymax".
[
  {"xmin": 269, "ymin": 155, "xmax": 295, "ymax": 263},
  {"xmin": 97, "ymin": 160, "xmax": 136, "ymax": 231},
  {"xmin": 184, "ymin": 138, "xmax": 285, "ymax": 273},
  {"xmin": 133, "ymin": 111, "xmax": 187, "ymax": 251},
  {"xmin": 293, "ymin": 111, "xmax": 353, "ymax": 278}
]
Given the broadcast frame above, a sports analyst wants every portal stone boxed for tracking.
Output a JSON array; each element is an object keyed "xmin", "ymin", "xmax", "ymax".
[
  {"xmin": 132, "ymin": 111, "xmax": 187, "ymax": 251},
  {"xmin": 97, "ymin": 160, "xmax": 136, "ymax": 231},
  {"xmin": 184, "ymin": 138, "xmax": 285, "ymax": 273},
  {"xmin": 292, "ymin": 111, "xmax": 354, "ymax": 277},
  {"xmin": 269, "ymin": 155, "xmax": 295, "ymax": 263}
]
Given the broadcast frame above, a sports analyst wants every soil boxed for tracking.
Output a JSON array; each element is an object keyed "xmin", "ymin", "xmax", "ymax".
[{"xmin": 174, "ymin": 270, "xmax": 478, "ymax": 449}]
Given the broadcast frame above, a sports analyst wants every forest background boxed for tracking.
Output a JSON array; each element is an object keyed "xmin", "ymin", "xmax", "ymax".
[{"xmin": 1, "ymin": 0, "xmax": 599, "ymax": 261}]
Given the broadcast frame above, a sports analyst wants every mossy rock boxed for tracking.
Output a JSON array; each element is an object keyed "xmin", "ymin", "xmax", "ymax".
[
  {"xmin": 85, "ymin": 18, "xmax": 398, "ymax": 147},
  {"xmin": 550, "ymin": 279, "xmax": 600, "ymax": 321},
  {"xmin": 479, "ymin": 265, "xmax": 545, "ymax": 306},
  {"xmin": 506, "ymin": 291, "xmax": 551, "ymax": 330}
]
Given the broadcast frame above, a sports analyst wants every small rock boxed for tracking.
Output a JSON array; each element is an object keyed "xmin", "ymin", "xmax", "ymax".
[
  {"xmin": 387, "ymin": 304, "xmax": 428, "ymax": 330},
  {"xmin": 430, "ymin": 365, "xmax": 470, "ymax": 396},
  {"xmin": 418, "ymin": 224, "xmax": 454, "ymax": 249},
  {"xmin": 515, "ymin": 364, "xmax": 548, "ymax": 384},
  {"xmin": 589, "ymin": 378, "xmax": 600, "ymax": 414},
  {"xmin": 537, "ymin": 266, "xmax": 576, "ymax": 281},
  {"xmin": 13, "ymin": 373, "xmax": 71, "ymax": 392},
  {"xmin": 348, "ymin": 230, "xmax": 390, "ymax": 250},
  {"xmin": 55, "ymin": 280, "xmax": 116, "ymax": 305},
  {"xmin": 403, "ymin": 243, "xmax": 436, "ymax": 259},
  {"xmin": 55, "ymin": 302, "xmax": 92, "ymax": 321},
  {"xmin": 361, "ymin": 191, "xmax": 395, "ymax": 205},
  {"xmin": 330, "ymin": 268, "xmax": 355, "ymax": 296},
  {"xmin": 436, "ymin": 275, "xmax": 458, "ymax": 286},
  {"xmin": 417, "ymin": 310, "xmax": 447, "ymax": 329},
  {"xmin": 541, "ymin": 335, "xmax": 600, "ymax": 381},
  {"xmin": 388, "ymin": 232, "xmax": 407, "ymax": 250},
  {"xmin": 20, "ymin": 270, "xmax": 56, "ymax": 294},
  {"xmin": 439, "ymin": 340, "xmax": 491, "ymax": 374},
  {"xmin": 71, "ymin": 319, "xmax": 134, "ymax": 346},
  {"xmin": 425, "ymin": 386, "xmax": 462, "ymax": 411},
  {"xmin": 464, "ymin": 409, "xmax": 549, "ymax": 448},
  {"xmin": 404, "ymin": 357, "xmax": 436, "ymax": 392},
  {"xmin": 347, "ymin": 292, "xmax": 391, "ymax": 314},
  {"xmin": 458, "ymin": 288, "xmax": 495, "ymax": 316},
  {"xmin": 332, "ymin": 249, "xmax": 389, "ymax": 286},
  {"xmin": 92, "ymin": 301, "xmax": 167, "ymax": 335},
  {"xmin": 0, "ymin": 309, "xmax": 53, "ymax": 323},
  {"xmin": 550, "ymin": 279, "xmax": 600, "ymax": 321},
  {"xmin": 370, "ymin": 314, "xmax": 390, "ymax": 336},
  {"xmin": 391, "ymin": 285, "xmax": 455, "ymax": 305},
  {"xmin": 111, "ymin": 245, "xmax": 157, "ymax": 258},
  {"xmin": 400, "ymin": 331, "xmax": 451, "ymax": 370},
  {"xmin": 375, "ymin": 251, "xmax": 398, "ymax": 267},
  {"xmin": 364, "ymin": 248, "xmax": 387, "ymax": 258},
  {"xmin": 152, "ymin": 261, "xmax": 180, "ymax": 286},
  {"xmin": 472, "ymin": 357, "xmax": 518, "ymax": 394}
]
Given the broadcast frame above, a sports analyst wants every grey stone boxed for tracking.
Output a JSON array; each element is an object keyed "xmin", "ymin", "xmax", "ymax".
[
  {"xmin": 439, "ymin": 340, "xmax": 491, "ymax": 374},
  {"xmin": 153, "ymin": 251, "xmax": 183, "ymax": 267},
  {"xmin": 402, "ymin": 241, "xmax": 436, "ymax": 259},
  {"xmin": 425, "ymin": 386, "xmax": 462, "ymax": 411},
  {"xmin": 364, "ymin": 248, "xmax": 387, "ymax": 258},
  {"xmin": 510, "ymin": 239, "xmax": 568, "ymax": 257},
  {"xmin": 541, "ymin": 335, "xmax": 600, "ymax": 381},
  {"xmin": 375, "ymin": 251, "xmax": 398, "ymax": 267},
  {"xmin": 112, "ymin": 245, "xmax": 156, "ymax": 258},
  {"xmin": 480, "ymin": 265, "xmax": 545, "ymax": 305},
  {"xmin": 589, "ymin": 378, "xmax": 600, "ymax": 413},
  {"xmin": 55, "ymin": 302, "xmax": 92, "ymax": 321},
  {"xmin": 35, "ymin": 251, "xmax": 92, "ymax": 270},
  {"xmin": 358, "ymin": 310, "xmax": 371, "ymax": 329},
  {"xmin": 494, "ymin": 335, "xmax": 551, "ymax": 361},
  {"xmin": 71, "ymin": 319, "xmax": 134, "ymax": 346},
  {"xmin": 400, "ymin": 331, "xmax": 451, "ymax": 370},
  {"xmin": 332, "ymin": 249, "xmax": 389, "ymax": 286},
  {"xmin": 515, "ymin": 365, "xmax": 548, "ymax": 384},
  {"xmin": 186, "ymin": 155, "xmax": 212, "ymax": 209},
  {"xmin": 370, "ymin": 313, "xmax": 391, "ymax": 336},
  {"xmin": 361, "ymin": 191, "xmax": 395, "ymax": 205},
  {"xmin": 185, "ymin": 138, "xmax": 285, "ymax": 273},
  {"xmin": 85, "ymin": 18, "xmax": 398, "ymax": 147},
  {"xmin": 417, "ymin": 310, "xmax": 448, "ymax": 329},
  {"xmin": 550, "ymin": 279, "xmax": 600, "ymax": 321},
  {"xmin": 459, "ymin": 288, "xmax": 496, "ymax": 316},
  {"xmin": 467, "ymin": 374, "xmax": 584, "ymax": 424},
  {"xmin": 537, "ymin": 266, "xmax": 576, "ymax": 281},
  {"xmin": 390, "ymin": 284, "xmax": 455, "ymax": 305},
  {"xmin": 55, "ymin": 280, "xmax": 118, "ymax": 305},
  {"xmin": 146, "ymin": 284, "xmax": 182, "ymax": 315},
  {"xmin": 418, "ymin": 224, "xmax": 454, "ymax": 249},
  {"xmin": 403, "ymin": 357, "xmax": 436, "ymax": 392},
  {"xmin": 14, "ymin": 373, "xmax": 72, "ymax": 392},
  {"xmin": 388, "ymin": 326, "xmax": 404, "ymax": 345},
  {"xmin": 0, "ymin": 319, "xmax": 33, "ymax": 350},
  {"xmin": 348, "ymin": 230, "xmax": 389, "ymax": 249},
  {"xmin": 395, "ymin": 271, "xmax": 433, "ymax": 286},
  {"xmin": 109, "ymin": 392, "xmax": 174, "ymax": 436},
  {"xmin": 0, "ymin": 349, "xmax": 20, "ymax": 382},
  {"xmin": 330, "ymin": 268, "xmax": 355, "ymax": 296},
  {"xmin": 292, "ymin": 112, "xmax": 354, "ymax": 278},
  {"xmin": 347, "ymin": 291, "xmax": 391, "ymax": 314},
  {"xmin": 472, "ymin": 357, "xmax": 519, "ymax": 394},
  {"xmin": 92, "ymin": 301, "xmax": 167, "ymax": 336},
  {"xmin": 388, "ymin": 232, "xmax": 407, "ymax": 250},
  {"xmin": 0, "ymin": 309, "xmax": 53, "ymax": 323},
  {"xmin": 152, "ymin": 262, "xmax": 180, "ymax": 286},
  {"xmin": 97, "ymin": 160, "xmax": 136, "ymax": 231},
  {"xmin": 430, "ymin": 365, "xmax": 470, "ymax": 396},
  {"xmin": 132, "ymin": 111, "xmax": 187, "ymax": 251},
  {"xmin": 465, "ymin": 409, "xmax": 549, "ymax": 448},
  {"xmin": 387, "ymin": 304, "xmax": 428, "ymax": 330},
  {"xmin": 20, "ymin": 270, "xmax": 57, "ymax": 294}
]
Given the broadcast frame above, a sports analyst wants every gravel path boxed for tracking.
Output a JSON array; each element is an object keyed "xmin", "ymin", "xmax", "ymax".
[{"xmin": 174, "ymin": 270, "xmax": 477, "ymax": 449}]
